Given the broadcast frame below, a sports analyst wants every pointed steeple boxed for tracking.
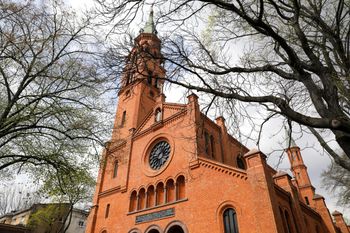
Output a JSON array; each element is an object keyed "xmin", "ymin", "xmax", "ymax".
[
  {"xmin": 143, "ymin": 5, "xmax": 157, "ymax": 34},
  {"xmin": 284, "ymin": 125, "xmax": 297, "ymax": 148}
]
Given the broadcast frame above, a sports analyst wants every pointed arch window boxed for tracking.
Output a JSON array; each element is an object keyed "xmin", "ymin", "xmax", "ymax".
[
  {"xmin": 105, "ymin": 204, "xmax": 110, "ymax": 218},
  {"xmin": 113, "ymin": 161, "xmax": 118, "ymax": 178},
  {"xmin": 154, "ymin": 76, "xmax": 159, "ymax": 88},
  {"xmin": 223, "ymin": 208, "xmax": 239, "ymax": 233},
  {"xmin": 237, "ymin": 156, "xmax": 246, "ymax": 170},
  {"xmin": 121, "ymin": 111, "xmax": 126, "ymax": 127},
  {"xmin": 155, "ymin": 108, "xmax": 162, "ymax": 122},
  {"xmin": 204, "ymin": 132, "xmax": 210, "ymax": 154}
]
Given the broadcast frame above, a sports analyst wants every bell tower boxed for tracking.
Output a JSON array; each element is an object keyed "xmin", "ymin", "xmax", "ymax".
[
  {"xmin": 111, "ymin": 7, "xmax": 166, "ymax": 141},
  {"xmin": 285, "ymin": 129, "xmax": 315, "ymax": 206}
]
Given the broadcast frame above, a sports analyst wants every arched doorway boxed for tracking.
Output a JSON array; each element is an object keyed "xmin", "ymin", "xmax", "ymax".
[
  {"xmin": 148, "ymin": 230, "xmax": 161, "ymax": 233},
  {"xmin": 167, "ymin": 225, "xmax": 185, "ymax": 233}
]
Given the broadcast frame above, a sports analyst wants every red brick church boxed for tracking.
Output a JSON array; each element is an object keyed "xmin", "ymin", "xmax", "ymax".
[{"xmin": 85, "ymin": 9, "xmax": 349, "ymax": 233}]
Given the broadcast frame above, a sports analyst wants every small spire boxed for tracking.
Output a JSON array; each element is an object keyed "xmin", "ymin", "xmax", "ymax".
[
  {"xmin": 142, "ymin": 4, "xmax": 157, "ymax": 34},
  {"xmin": 284, "ymin": 125, "xmax": 297, "ymax": 148}
]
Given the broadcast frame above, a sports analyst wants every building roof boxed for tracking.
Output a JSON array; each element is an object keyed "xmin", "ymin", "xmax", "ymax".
[
  {"xmin": 273, "ymin": 171, "xmax": 289, "ymax": 178},
  {"xmin": 332, "ymin": 210, "xmax": 342, "ymax": 216}
]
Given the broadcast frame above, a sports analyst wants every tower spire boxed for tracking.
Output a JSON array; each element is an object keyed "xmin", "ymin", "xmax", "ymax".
[
  {"xmin": 143, "ymin": 5, "xmax": 157, "ymax": 34},
  {"xmin": 284, "ymin": 125, "xmax": 297, "ymax": 148}
]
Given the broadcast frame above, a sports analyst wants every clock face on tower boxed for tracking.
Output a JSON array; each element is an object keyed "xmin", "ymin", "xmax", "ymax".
[{"xmin": 149, "ymin": 141, "xmax": 171, "ymax": 170}]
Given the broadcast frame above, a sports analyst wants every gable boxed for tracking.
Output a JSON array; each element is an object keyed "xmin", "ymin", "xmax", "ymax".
[{"xmin": 134, "ymin": 103, "xmax": 187, "ymax": 135}]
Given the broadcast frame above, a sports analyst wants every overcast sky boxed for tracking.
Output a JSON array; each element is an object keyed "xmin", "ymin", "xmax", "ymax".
[{"xmin": 64, "ymin": 0, "xmax": 349, "ymax": 220}]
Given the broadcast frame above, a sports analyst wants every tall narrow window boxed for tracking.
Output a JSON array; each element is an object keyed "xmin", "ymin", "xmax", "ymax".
[
  {"xmin": 210, "ymin": 135, "xmax": 215, "ymax": 158},
  {"xmin": 304, "ymin": 196, "xmax": 310, "ymax": 205},
  {"xmin": 223, "ymin": 208, "xmax": 239, "ymax": 233},
  {"xmin": 204, "ymin": 132, "xmax": 210, "ymax": 154},
  {"xmin": 155, "ymin": 108, "xmax": 162, "ymax": 122},
  {"xmin": 176, "ymin": 175, "xmax": 186, "ymax": 200},
  {"xmin": 237, "ymin": 156, "xmax": 246, "ymax": 170},
  {"xmin": 113, "ymin": 161, "xmax": 118, "ymax": 178},
  {"xmin": 105, "ymin": 204, "xmax": 110, "ymax": 218},
  {"xmin": 129, "ymin": 191, "xmax": 137, "ymax": 212},
  {"xmin": 154, "ymin": 77, "xmax": 159, "ymax": 88},
  {"xmin": 121, "ymin": 111, "xmax": 126, "ymax": 127}
]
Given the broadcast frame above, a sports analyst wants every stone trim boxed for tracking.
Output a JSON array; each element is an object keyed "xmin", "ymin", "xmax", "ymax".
[
  {"xmin": 99, "ymin": 186, "xmax": 121, "ymax": 197},
  {"xmin": 133, "ymin": 110, "xmax": 187, "ymax": 140},
  {"xmin": 197, "ymin": 157, "xmax": 248, "ymax": 179},
  {"xmin": 127, "ymin": 198, "xmax": 188, "ymax": 215}
]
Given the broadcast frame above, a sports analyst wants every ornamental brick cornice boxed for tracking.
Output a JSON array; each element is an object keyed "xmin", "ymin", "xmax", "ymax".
[{"xmin": 194, "ymin": 157, "xmax": 248, "ymax": 180}]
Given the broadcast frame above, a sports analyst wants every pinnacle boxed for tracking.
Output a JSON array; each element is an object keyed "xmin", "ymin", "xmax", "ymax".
[
  {"xmin": 142, "ymin": 5, "xmax": 157, "ymax": 34},
  {"xmin": 284, "ymin": 125, "xmax": 297, "ymax": 148}
]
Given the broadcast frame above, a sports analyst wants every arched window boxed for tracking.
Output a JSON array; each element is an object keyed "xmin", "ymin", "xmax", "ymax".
[
  {"xmin": 204, "ymin": 132, "xmax": 210, "ymax": 154},
  {"xmin": 156, "ymin": 182, "xmax": 164, "ymax": 205},
  {"xmin": 223, "ymin": 208, "xmax": 239, "ymax": 233},
  {"xmin": 167, "ymin": 225, "xmax": 185, "ymax": 233},
  {"xmin": 176, "ymin": 175, "xmax": 186, "ymax": 200},
  {"xmin": 237, "ymin": 156, "xmax": 246, "ymax": 170},
  {"xmin": 148, "ymin": 230, "xmax": 160, "ymax": 233},
  {"xmin": 155, "ymin": 108, "xmax": 162, "ymax": 122},
  {"xmin": 138, "ymin": 188, "xmax": 146, "ymax": 210},
  {"xmin": 166, "ymin": 179, "xmax": 175, "ymax": 203},
  {"xmin": 113, "ymin": 161, "xmax": 118, "ymax": 178},
  {"xmin": 147, "ymin": 186, "xmax": 155, "ymax": 208},
  {"xmin": 121, "ymin": 111, "xmax": 126, "ymax": 127},
  {"xmin": 129, "ymin": 191, "xmax": 137, "ymax": 212}
]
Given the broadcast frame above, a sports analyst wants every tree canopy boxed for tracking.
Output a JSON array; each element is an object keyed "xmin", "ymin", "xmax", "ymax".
[
  {"xmin": 0, "ymin": 0, "xmax": 114, "ymax": 175},
  {"xmin": 94, "ymin": 0, "xmax": 350, "ymax": 171}
]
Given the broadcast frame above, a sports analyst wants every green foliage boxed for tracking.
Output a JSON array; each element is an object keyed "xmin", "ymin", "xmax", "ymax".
[
  {"xmin": 0, "ymin": 0, "xmax": 114, "ymax": 175},
  {"xmin": 41, "ymin": 167, "xmax": 96, "ymax": 205},
  {"xmin": 27, "ymin": 204, "xmax": 69, "ymax": 232}
]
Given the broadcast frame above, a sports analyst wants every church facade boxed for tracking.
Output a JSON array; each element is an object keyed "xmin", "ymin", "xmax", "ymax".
[{"xmin": 85, "ymin": 10, "xmax": 349, "ymax": 233}]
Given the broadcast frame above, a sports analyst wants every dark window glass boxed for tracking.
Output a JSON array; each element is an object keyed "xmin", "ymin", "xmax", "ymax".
[
  {"xmin": 154, "ymin": 77, "xmax": 159, "ymax": 88},
  {"xmin": 237, "ymin": 157, "xmax": 246, "ymax": 170},
  {"xmin": 113, "ymin": 161, "xmax": 118, "ymax": 178},
  {"xmin": 204, "ymin": 132, "xmax": 210, "ymax": 154},
  {"xmin": 223, "ymin": 208, "xmax": 239, "ymax": 233},
  {"xmin": 121, "ymin": 111, "xmax": 126, "ymax": 126},
  {"xmin": 105, "ymin": 204, "xmax": 110, "ymax": 218},
  {"xmin": 304, "ymin": 196, "xmax": 310, "ymax": 205}
]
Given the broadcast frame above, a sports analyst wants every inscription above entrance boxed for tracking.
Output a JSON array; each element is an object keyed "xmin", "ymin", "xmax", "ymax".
[{"xmin": 135, "ymin": 208, "xmax": 175, "ymax": 224}]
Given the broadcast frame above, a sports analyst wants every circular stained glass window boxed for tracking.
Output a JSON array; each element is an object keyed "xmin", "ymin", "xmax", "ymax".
[{"xmin": 149, "ymin": 141, "xmax": 171, "ymax": 170}]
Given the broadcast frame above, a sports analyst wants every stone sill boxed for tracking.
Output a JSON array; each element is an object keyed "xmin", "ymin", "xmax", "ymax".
[{"xmin": 127, "ymin": 198, "xmax": 188, "ymax": 215}]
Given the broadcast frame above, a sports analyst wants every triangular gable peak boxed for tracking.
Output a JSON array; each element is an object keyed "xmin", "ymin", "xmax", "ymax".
[{"xmin": 133, "ymin": 102, "xmax": 187, "ymax": 137}]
